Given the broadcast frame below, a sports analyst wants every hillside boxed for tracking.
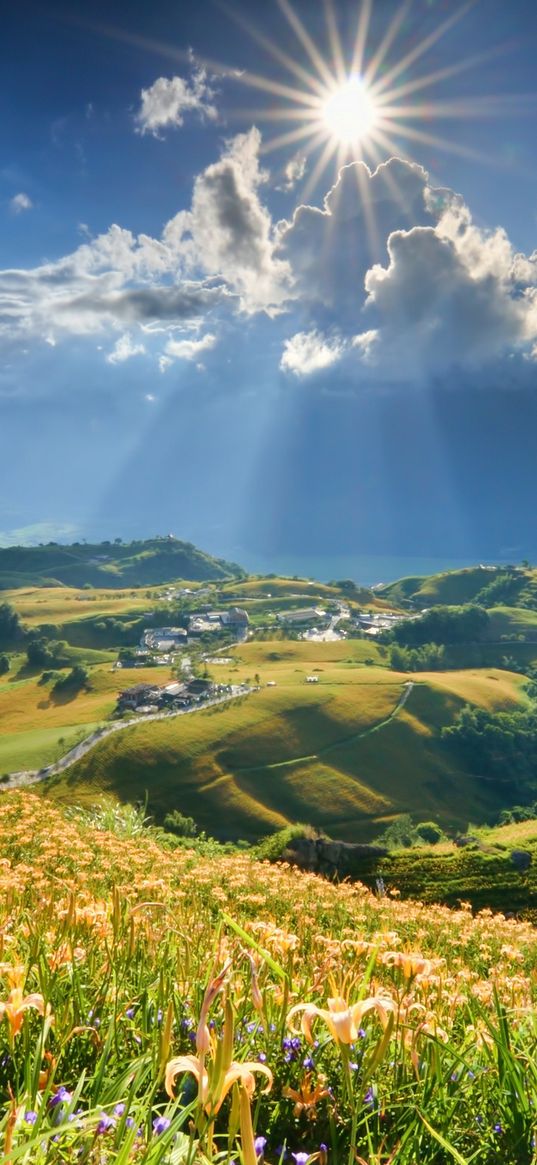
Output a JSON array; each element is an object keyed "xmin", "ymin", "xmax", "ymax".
[
  {"xmin": 44, "ymin": 638, "xmax": 528, "ymax": 840},
  {"xmin": 379, "ymin": 564, "xmax": 537, "ymax": 609},
  {"xmin": 1, "ymin": 790, "xmax": 536, "ymax": 1165},
  {"xmin": 0, "ymin": 536, "xmax": 244, "ymax": 589}
]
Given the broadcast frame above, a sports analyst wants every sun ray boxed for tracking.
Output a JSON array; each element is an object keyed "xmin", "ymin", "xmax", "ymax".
[
  {"xmin": 354, "ymin": 162, "xmax": 383, "ymax": 267},
  {"xmin": 259, "ymin": 123, "xmax": 327, "ymax": 157},
  {"xmin": 380, "ymin": 44, "xmax": 511, "ymax": 105},
  {"xmin": 231, "ymin": 69, "xmax": 325, "ymax": 107},
  {"xmin": 218, "ymin": 1, "xmax": 328, "ymax": 99},
  {"xmin": 276, "ymin": 0, "xmax": 335, "ymax": 88},
  {"xmin": 379, "ymin": 94, "xmax": 537, "ymax": 121},
  {"xmin": 363, "ymin": 0, "xmax": 412, "ymax": 88},
  {"xmin": 300, "ymin": 136, "xmax": 340, "ymax": 204},
  {"xmin": 372, "ymin": 0, "xmax": 478, "ymax": 96},
  {"xmin": 323, "ymin": 0, "xmax": 347, "ymax": 84},
  {"xmin": 380, "ymin": 116, "xmax": 503, "ymax": 167},
  {"xmin": 351, "ymin": 0, "xmax": 374, "ymax": 77}
]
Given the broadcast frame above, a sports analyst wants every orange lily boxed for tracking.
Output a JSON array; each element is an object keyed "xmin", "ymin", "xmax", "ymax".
[
  {"xmin": 288, "ymin": 994, "xmax": 394, "ymax": 1046},
  {"xmin": 0, "ymin": 986, "xmax": 46, "ymax": 1038}
]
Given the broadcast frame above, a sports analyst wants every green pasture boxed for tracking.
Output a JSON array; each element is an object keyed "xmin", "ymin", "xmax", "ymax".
[{"xmin": 43, "ymin": 636, "xmax": 527, "ymax": 840}]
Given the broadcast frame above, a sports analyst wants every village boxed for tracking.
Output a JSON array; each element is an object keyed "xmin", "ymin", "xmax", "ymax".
[{"xmin": 113, "ymin": 596, "xmax": 412, "ymax": 717}]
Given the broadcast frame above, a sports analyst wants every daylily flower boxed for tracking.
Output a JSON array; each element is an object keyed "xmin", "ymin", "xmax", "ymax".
[
  {"xmin": 381, "ymin": 951, "xmax": 436, "ymax": 978},
  {"xmin": 166, "ymin": 992, "xmax": 273, "ymax": 1165},
  {"xmin": 287, "ymin": 995, "xmax": 393, "ymax": 1046},
  {"xmin": 283, "ymin": 1073, "xmax": 331, "ymax": 1119},
  {"xmin": 0, "ymin": 986, "xmax": 46, "ymax": 1038},
  {"xmin": 165, "ymin": 1053, "xmax": 273, "ymax": 1117}
]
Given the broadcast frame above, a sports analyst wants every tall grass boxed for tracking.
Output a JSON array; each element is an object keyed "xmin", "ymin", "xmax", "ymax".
[{"xmin": 0, "ymin": 790, "xmax": 536, "ymax": 1163}]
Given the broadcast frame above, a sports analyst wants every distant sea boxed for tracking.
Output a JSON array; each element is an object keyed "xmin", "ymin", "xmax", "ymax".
[{"xmin": 219, "ymin": 550, "xmax": 513, "ymax": 588}]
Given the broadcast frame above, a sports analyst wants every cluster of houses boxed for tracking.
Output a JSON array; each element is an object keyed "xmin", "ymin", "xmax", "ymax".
[
  {"xmin": 120, "ymin": 608, "xmax": 251, "ymax": 668},
  {"xmin": 116, "ymin": 677, "xmax": 216, "ymax": 715},
  {"xmin": 188, "ymin": 607, "xmax": 249, "ymax": 636},
  {"xmin": 355, "ymin": 611, "xmax": 410, "ymax": 637}
]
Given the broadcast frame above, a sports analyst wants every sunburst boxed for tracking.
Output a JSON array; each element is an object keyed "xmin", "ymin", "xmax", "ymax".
[{"xmin": 222, "ymin": 0, "xmax": 531, "ymax": 201}]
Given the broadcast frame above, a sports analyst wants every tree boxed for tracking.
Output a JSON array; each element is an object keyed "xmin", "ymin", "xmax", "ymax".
[
  {"xmin": 53, "ymin": 664, "xmax": 89, "ymax": 694},
  {"xmin": 0, "ymin": 654, "xmax": 10, "ymax": 676},
  {"xmin": 0, "ymin": 603, "xmax": 23, "ymax": 647},
  {"xmin": 415, "ymin": 821, "xmax": 444, "ymax": 844}
]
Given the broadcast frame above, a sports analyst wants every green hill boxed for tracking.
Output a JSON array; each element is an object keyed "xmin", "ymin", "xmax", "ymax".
[
  {"xmin": 43, "ymin": 636, "xmax": 528, "ymax": 841},
  {"xmin": 0, "ymin": 537, "xmax": 244, "ymax": 590},
  {"xmin": 378, "ymin": 565, "xmax": 505, "ymax": 607}
]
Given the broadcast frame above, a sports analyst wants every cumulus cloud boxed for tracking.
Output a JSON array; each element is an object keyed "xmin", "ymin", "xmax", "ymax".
[
  {"xmin": 277, "ymin": 157, "xmax": 432, "ymax": 324},
  {"xmin": 135, "ymin": 68, "xmax": 217, "ymax": 136},
  {"xmin": 280, "ymin": 330, "xmax": 344, "ymax": 376},
  {"xmin": 0, "ymin": 129, "xmax": 289, "ymax": 350},
  {"xmin": 10, "ymin": 192, "xmax": 33, "ymax": 214},
  {"xmin": 359, "ymin": 209, "xmax": 535, "ymax": 380},
  {"xmin": 106, "ymin": 332, "xmax": 146, "ymax": 364},
  {"xmin": 278, "ymin": 155, "xmax": 537, "ymax": 382},
  {"xmin": 183, "ymin": 128, "xmax": 292, "ymax": 313},
  {"xmin": 160, "ymin": 331, "xmax": 216, "ymax": 367}
]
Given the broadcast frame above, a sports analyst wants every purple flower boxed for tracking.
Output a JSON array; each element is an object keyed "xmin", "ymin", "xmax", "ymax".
[
  {"xmin": 494, "ymin": 1124, "xmax": 503, "ymax": 1135},
  {"xmin": 24, "ymin": 1111, "xmax": 38, "ymax": 1125},
  {"xmin": 153, "ymin": 1116, "xmax": 171, "ymax": 1136},
  {"xmin": 292, "ymin": 1154, "xmax": 310, "ymax": 1164},
  {"xmin": 49, "ymin": 1087, "xmax": 72, "ymax": 1109},
  {"xmin": 97, "ymin": 1113, "xmax": 115, "ymax": 1135},
  {"xmin": 114, "ymin": 1103, "xmax": 126, "ymax": 1118},
  {"xmin": 125, "ymin": 1008, "xmax": 135, "ymax": 1020},
  {"xmin": 255, "ymin": 1135, "xmax": 267, "ymax": 1158}
]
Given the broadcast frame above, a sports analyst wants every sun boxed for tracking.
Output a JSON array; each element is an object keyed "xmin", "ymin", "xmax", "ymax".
[{"xmin": 322, "ymin": 76, "xmax": 378, "ymax": 145}]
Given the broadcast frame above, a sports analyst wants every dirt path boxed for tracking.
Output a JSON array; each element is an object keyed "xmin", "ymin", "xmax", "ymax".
[{"xmin": 234, "ymin": 681, "xmax": 415, "ymax": 774}]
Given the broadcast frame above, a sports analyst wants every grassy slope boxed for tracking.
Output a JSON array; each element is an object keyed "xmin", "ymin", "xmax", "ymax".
[
  {"xmin": 43, "ymin": 635, "xmax": 527, "ymax": 841},
  {"xmin": 379, "ymin": 566, "xmax": 509, "ymax": 607},
  {"xmin": 0, "ymin": 538, "xmax": 241, "ymax": 589},
  {"xmin": 0, "ymin": 662, "xmax": 174, "ymax": 772}
]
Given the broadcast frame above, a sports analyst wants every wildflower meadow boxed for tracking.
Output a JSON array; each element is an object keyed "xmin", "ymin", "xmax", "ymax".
[{"xmin": 0, "ymin": 790, "xmax": 536, "ymax": 1164}]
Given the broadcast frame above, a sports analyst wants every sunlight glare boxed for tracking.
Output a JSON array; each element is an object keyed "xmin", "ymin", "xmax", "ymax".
[{"xmin": 323, "ymin": 75, "xmax": 377, "ymax": 144}]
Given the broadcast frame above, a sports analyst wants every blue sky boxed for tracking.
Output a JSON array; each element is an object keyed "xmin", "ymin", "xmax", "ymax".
[{"xmin": 2, "ymin": 0, "xmax": 537, "ymax": 574}]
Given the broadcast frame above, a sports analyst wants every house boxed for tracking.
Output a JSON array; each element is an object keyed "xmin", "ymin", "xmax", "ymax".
[
  {"xmin": 221, "ymin": 607, "xmax": 250, "ymax": 627},
  {"xmin": 188, "ymin": 616, "xmax": 221, "ymax": 635},
  {"xmin": 117, "ymin": 683, "xmax": 162, "ymax": 711},
  {"xmin": 305, "ymin": 675, "xmax": 319, "ymax": 683},
  {"xmin": 141, "ymin": 627, "xmax": 188, "ymax": 651},
  {"xmin": 277, "ymin": 607, "xmax": 326, "ymax": 624}
]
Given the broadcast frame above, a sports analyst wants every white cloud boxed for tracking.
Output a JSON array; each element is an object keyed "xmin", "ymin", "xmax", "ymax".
[
  {"xmin": 183, "ymin": 128, "xmax": 292, "ymax": 314},
  {"xmin": 135, "ymin": 68, "xmax": 217, "ymax": 136},
  {"xmin": 106, "ymin": 332, "xmax": 146, "ymax": 364},
  {"xmin": 280, "ymin": 330, "xmax": 344, "ymax": 377},
  {"xmin": 277, "ymin": 153, "xmax": 307, "ymax": 192},
  {"xmin": 10, "ymin": 192, "xmax": 33, "ymax": 214},
  {"xmin": 359, "ymin": 213, "xmax": 533, "ymax": 379},
  {"xmin": 277, "ymin": 158, "xmax": 432, "ymax": 322},
  {"xmin": 160, "ymin": 332, "xmax": 216, "ymax": 366}
]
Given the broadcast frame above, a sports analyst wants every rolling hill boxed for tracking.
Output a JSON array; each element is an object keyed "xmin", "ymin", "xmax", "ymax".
[
  {"xmin": 42, "ymin": 637, "xmax": 528, "ymax": 842},
  {"xmin": 0, "ymin": 536, "xmax": 244, "ymax": 589}
]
